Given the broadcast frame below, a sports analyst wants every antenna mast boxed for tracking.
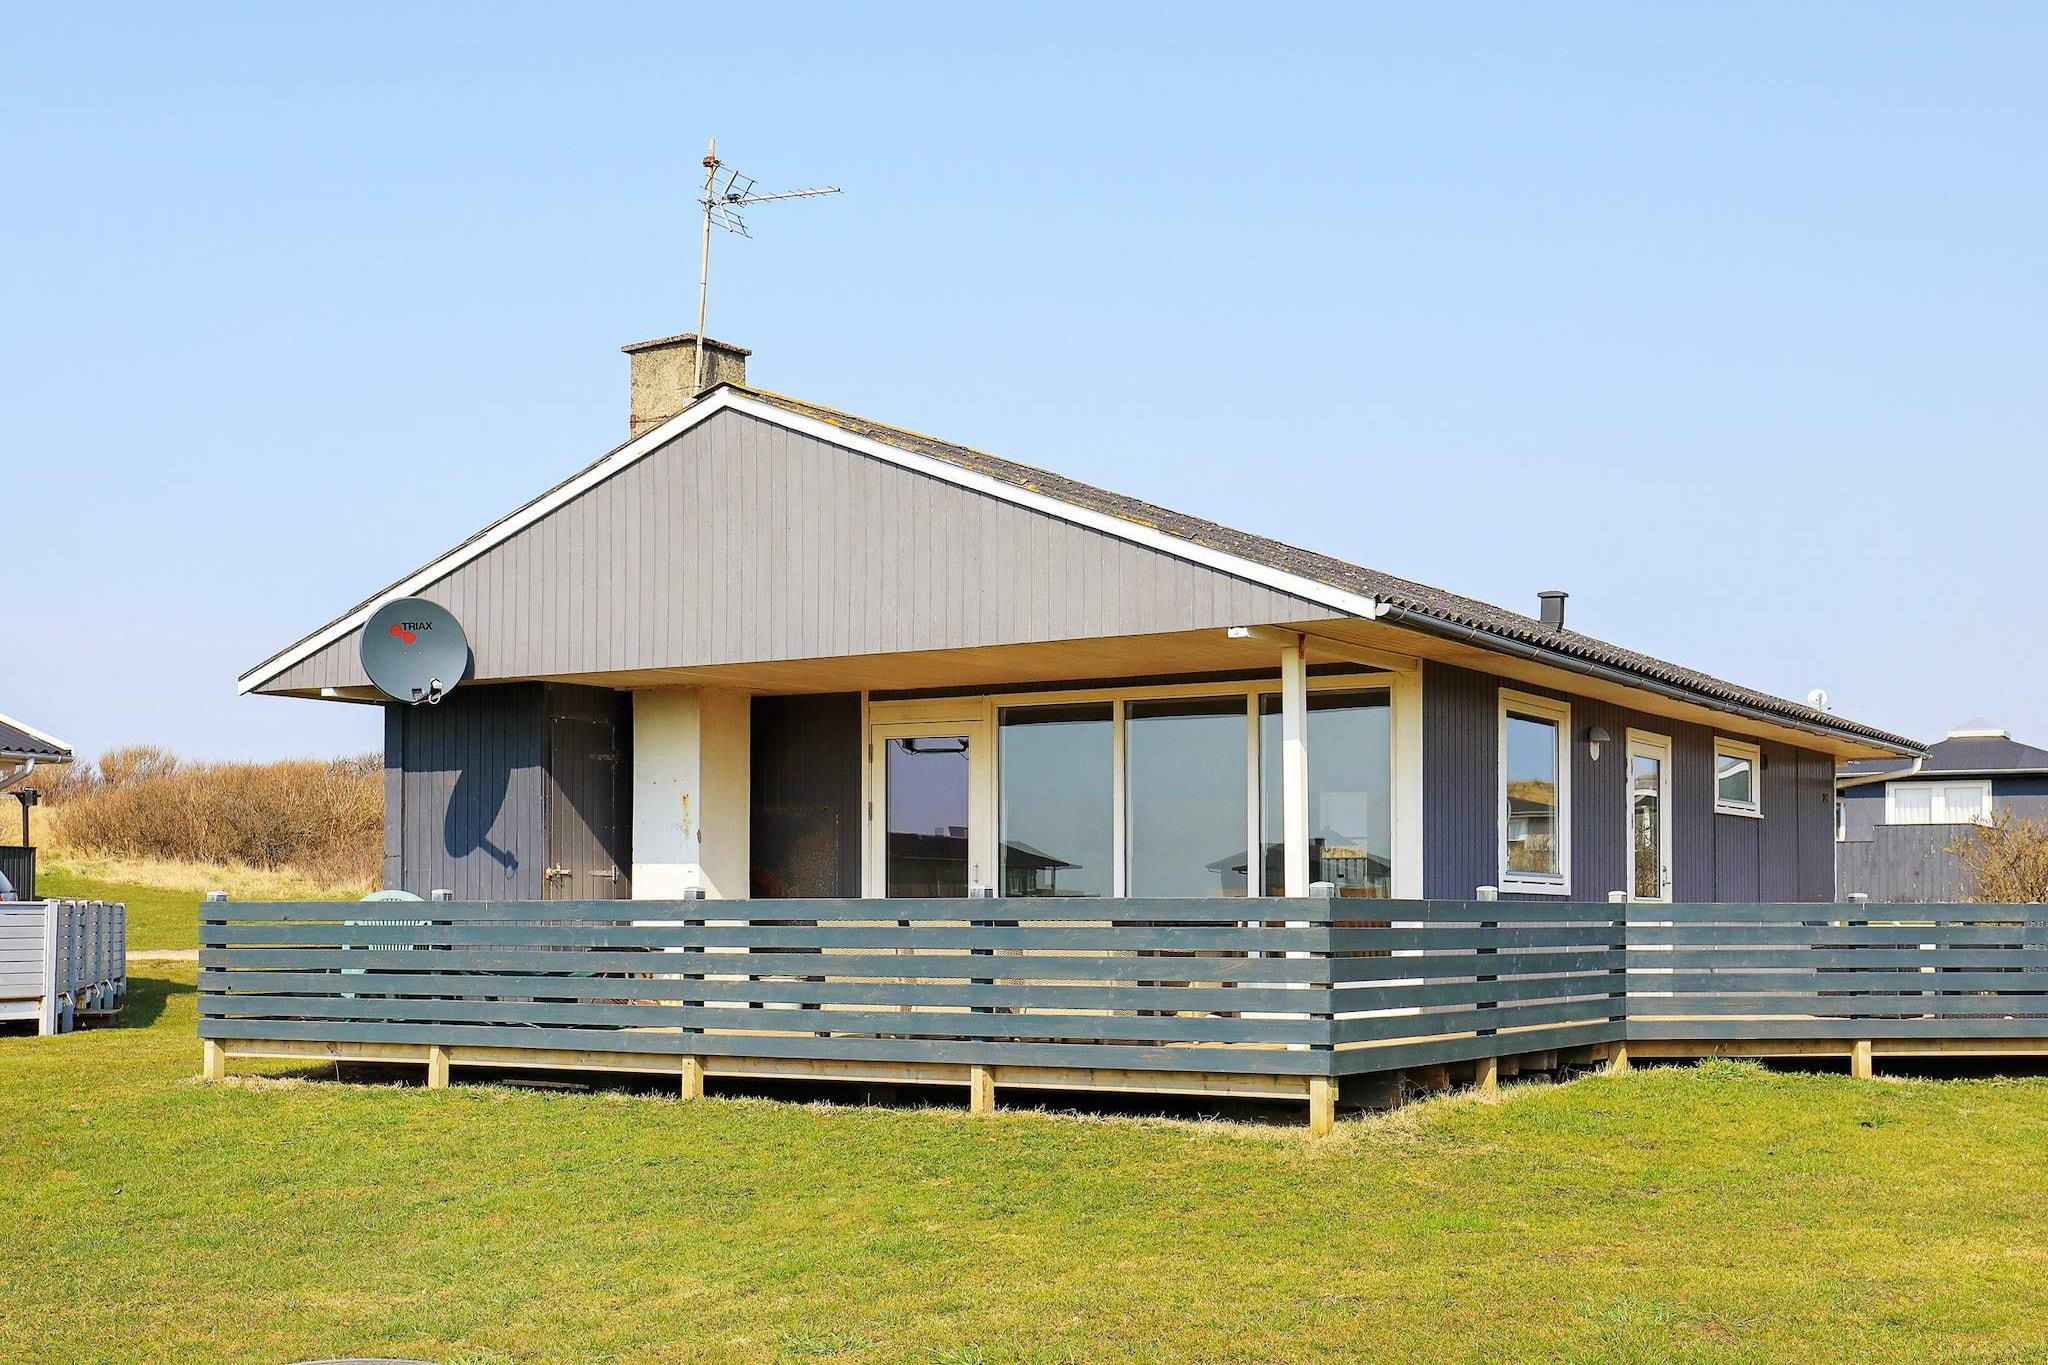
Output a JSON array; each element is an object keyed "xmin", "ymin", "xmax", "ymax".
[{"xmin": 693, "ymin": 138, "xmax": 843, "ymax": 394}]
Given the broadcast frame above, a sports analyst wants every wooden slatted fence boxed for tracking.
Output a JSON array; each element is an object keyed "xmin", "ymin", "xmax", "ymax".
[{"xmin": 197, "ymin": 898, "xmax": 2048, "ymax": 1124}]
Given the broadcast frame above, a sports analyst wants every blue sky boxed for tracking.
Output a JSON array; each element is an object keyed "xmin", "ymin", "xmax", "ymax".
[{"xmin": 5, "ymin": 5, "xmax": 2043, "ymax": 762}]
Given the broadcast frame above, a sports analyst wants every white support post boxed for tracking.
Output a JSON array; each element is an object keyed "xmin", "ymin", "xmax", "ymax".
[
  {"xmin": 37, "ymin": 899, "xmax": 60, "ymax": 1036},
  {"xmin": 1281, "ymin": 633, "xmax": 1310, "ymax": 898}
]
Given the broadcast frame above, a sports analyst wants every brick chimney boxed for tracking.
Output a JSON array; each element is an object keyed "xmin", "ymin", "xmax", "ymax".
[{"xmin": 622, "ymin": 333, "xmax": 750, "ymax": 435}]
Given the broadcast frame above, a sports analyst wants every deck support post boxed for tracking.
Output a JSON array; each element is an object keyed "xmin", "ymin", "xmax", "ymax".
[
  {"xmin": 969, "ymin": 1065, "xmax": 996, "ymax": 1116},
  {"xmin": 1608, "ymin": 1042, "xmax": 1631, "ymax": 1075},
  {"xmin": 680, "ymin": 1057, "xmax": 705, "ymax": 1101},
  {"xmin": 1307, "ymin": 1076, "xmax": 1336, "ymax": 1137},
  {"xmin": 1475, "ymin": 1055, "xmax": 1499, "ymax": 1097},
  {"xmin": 1851, "ymin": 1040, "xmax": 1874, "ymax": 1080},
  {"xmin": 201, "ymin": 1040, "xmax": 226, "ymax": 1082},
  {"xmin": 426, "ymin": 1044, "xmax": 450, "ymax": 1090}
]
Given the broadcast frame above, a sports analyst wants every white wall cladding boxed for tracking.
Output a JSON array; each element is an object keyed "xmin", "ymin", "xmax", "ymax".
[{"xmin": 261, "ymin": 411, "xmax": 1337, "ymax": 693}]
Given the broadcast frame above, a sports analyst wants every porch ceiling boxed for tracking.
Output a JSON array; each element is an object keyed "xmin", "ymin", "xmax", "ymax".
[{"xmin": 301, "ymin": 616, "xmax": 1906, "ymax": 761}]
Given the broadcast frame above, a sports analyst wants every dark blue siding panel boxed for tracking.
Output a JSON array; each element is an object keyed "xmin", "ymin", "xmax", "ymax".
[
  {"xmin": 1422, "ymin": 663, "xmax": 1497, "ymax": 898},
  {"xmin": 1423, "ymin": 662, "xmax": 1832, "ymax": 903}
]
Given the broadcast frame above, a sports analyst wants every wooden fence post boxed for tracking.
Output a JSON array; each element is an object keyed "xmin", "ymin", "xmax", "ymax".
[
  {"xmin": 969, "ymin": 1065, "xmax": 996, "ymax": 1116},
  {"xmin": 1851, "ymin": 1040, "xmax": 1874, "ymax": 1080},
  {"xmin": 680, "ymin": 1057, "xmax": 705, "ymax": 1101},
  {"xmin": 426, "ymin": 1044, "xmax": 451, "ymax": 1089},
  {"xmin": 201, "ymin": 1040, "xmax": 227, "ymax": 1082},
  {"xmin": 1307, "ymin": 1076, "xmax": 1336, "ymax": 1137}
]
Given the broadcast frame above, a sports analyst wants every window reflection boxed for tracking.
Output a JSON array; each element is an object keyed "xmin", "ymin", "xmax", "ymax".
[
  {"xmin": 1504, "ymin": 712, "xmax": 1560, "ymax": 877},
  {"xmin": 1000, "ymin": 704, "xmax": 1112, "ymax": 897},
  {"xmin": 1257, "ymin": 691, "xmax": 1392, "ymax": 897},
  {"xmin": 1126, "ymin": 697, "xmax": 1248, "ymax": 897},
  {"xmin": 885, "ymin": 736, "xmax": 969, "ymax": 897}
]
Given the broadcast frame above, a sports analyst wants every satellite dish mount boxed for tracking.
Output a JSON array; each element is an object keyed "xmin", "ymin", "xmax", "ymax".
[{"xmin": 361, "ymin": 598, "xmax": 471, "ymax": 706}]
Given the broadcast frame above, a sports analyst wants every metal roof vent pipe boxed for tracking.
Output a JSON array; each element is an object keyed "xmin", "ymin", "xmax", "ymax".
[{"xmin": 1538, "ymin": 591, "xmax": 1568, "ymax": 631}]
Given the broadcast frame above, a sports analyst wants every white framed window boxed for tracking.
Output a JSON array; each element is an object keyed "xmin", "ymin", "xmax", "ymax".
[
  {"xmin": 1885, "ymin": 780, "xmax": 1992, "ymax": 827},
  {"xmin": 1713, "ymin": 737, "xmax": 1762, "ymax": 818},
  {"xmin": 1499, "ymin": 689, "xmax": 1570, "ymax": 895}
]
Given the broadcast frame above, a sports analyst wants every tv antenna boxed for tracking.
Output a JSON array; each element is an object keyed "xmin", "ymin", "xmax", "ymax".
[{"xmin": 693, "ymin": 138, "xmax": 842, "ymax": 394}]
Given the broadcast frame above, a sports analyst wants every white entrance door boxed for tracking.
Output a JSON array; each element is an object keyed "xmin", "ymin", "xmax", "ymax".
[
  {"xmin": 866, "ymin": 716, "xmax": 994, "ymax": 897},
  {"xmin": 1625, "ymin": 730, "xmax": 1673, "ymax": 902}
]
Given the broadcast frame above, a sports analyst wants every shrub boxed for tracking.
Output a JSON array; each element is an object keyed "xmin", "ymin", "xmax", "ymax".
[
  {"xmin": 1948, "ymin": 810, "xmax": 2048, "ymax": 903},
  {"xmin": 46, "ymin": 752, "xmax": 382, "ymax": 884}
]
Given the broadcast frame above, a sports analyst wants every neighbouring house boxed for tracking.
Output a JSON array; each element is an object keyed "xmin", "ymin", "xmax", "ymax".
[
  {"xmin": 1837, "ymin": 727, "xmax": 2048, "ymax": 902},
  {"xmin": 240, "ymin": 334, "xmax": 1921, "ymax": 908},
  {"xmin": 0, "ymin": 712, "xmax": 73, "ymax": 901}
]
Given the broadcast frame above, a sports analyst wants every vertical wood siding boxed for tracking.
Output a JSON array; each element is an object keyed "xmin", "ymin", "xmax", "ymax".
[
  {"xmin": 1421, "ymin": 662, "xmax": 1833, "ymax": 903},
  {"xmin": 385, "ymin": 684, "xmax": 547, "ymax": 900},
  {"xmin": 263, "ymin": 411, "xmax": 1338, "ymax": 693}
]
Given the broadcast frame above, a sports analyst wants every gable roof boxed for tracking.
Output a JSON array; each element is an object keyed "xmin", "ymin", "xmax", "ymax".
[
  {"xmin": 1842, "ymin": 729, "xmax": 2048, "ymax": 782},
  {"xmin": 240, "ymin": 382, "xmax": 1920, "ymax": 756},
  {"xmin": 0, "ymin": 712, "xmax": 73, "ymax": 763}
]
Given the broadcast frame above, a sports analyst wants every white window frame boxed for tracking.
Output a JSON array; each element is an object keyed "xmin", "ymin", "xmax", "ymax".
[
  {"xmin": 1712, "ymin": 737, "xmax": 1763, "ymax": 818},
  {"xmin": 864, "ymin": 666, "xmax": 1425, "ymax": 900},
  {"xmin": 1885, "ymin": 779, "xmax": 1993, "ymax": 827},
  {"xmin": 1498, "ymin": 689, "xmax": 1571, "ymax": 896}
]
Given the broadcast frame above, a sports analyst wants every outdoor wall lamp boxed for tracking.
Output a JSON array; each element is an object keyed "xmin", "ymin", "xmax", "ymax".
[{"xmin": 1585, "ymin": 726, "xmax": 1612, "ymax": 762}]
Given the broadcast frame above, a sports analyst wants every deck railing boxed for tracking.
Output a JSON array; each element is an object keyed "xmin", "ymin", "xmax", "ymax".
[{"xmin": 196, "ymin": 897, "xmax": 2048, "ymax": 1128}]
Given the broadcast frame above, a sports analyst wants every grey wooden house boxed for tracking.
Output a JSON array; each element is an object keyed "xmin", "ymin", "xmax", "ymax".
[
  {"xmin": 241, "ymin": 335, "xmax": 1921, "ymax": 910},
  {"xmin": 1837, "ymin": 728, "xmax": 2048, "ymax": 902}
]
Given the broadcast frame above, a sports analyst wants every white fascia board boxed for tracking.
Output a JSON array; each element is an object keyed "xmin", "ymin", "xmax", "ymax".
[
  {"xmin": 0, "ymin": 711, "xmax": 73, "ymax": 756},
  {"xmin": 238, "ymin": 390, "xmax": 1387, "ymax": 695}
]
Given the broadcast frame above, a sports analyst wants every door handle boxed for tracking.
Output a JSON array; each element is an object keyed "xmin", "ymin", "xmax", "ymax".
[
  {"xmin": 590, "ymin": 866, "xmax": 620, "ymax": 881},
  {"xmin": 545, "ymin": 865, "xmax": 571, "ymax": 881}
]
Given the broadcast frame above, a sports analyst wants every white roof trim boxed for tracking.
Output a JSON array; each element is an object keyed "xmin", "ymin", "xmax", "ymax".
[
  {"xmin": 0, "ymin": 710, "xmax": 73, "ymax": 756},
  {"xmin": 238, "ymin": 389, "xmax": 1386, "ymax": 695}
]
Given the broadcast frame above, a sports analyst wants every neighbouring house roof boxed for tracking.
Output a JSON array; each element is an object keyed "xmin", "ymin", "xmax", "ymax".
[
  {"xmin": 0, "ymin": 712, "xmax": 73, "ymax": 764},
  {"xmin": 241, "ymin": 381, "xmax": 1920, "ymax": 756},
  {"xmin": 1841, "ymin": 728, "xmax": 2048, "ymax": 783}
]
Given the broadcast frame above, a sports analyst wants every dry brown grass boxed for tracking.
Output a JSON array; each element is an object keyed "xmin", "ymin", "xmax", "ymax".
[{"xmin": 34, "ymin": 745, "xmax": 381, "ymax": 885}]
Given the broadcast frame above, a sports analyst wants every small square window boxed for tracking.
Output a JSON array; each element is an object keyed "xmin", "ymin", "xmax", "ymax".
[{"xmin": 1714, "ymin": 738, "xmax": 1762, "ymax": 817}]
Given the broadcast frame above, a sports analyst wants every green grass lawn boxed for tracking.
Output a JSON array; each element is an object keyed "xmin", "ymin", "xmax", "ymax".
[
  {"xmin": 4, "ymin": 969, "xmax": 2048, "ymax": 1362},
  {"xmin": 30, "ymin": 861, "xmax": 356, "ymax": 951},
  {"xmin": 30, "ymin": 864, "xmax": 207, "ymax": 951}
]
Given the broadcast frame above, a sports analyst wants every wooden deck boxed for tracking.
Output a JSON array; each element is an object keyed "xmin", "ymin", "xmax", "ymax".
[{"xmin": 198, "ymin": 897, "xmax": 2048, "ymax": 1133}]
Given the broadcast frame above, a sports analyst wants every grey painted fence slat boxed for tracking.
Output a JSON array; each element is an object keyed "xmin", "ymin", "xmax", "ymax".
[
  {"xmin": 200, "ymin": 921, "xmax": 1337, "ymax": 953},
  {"xmin": 195, "ymin": 971, "xmax": 1336, "ymax": 1016}
]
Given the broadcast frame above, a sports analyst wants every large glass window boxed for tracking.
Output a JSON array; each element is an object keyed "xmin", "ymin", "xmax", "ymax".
[
  {"xmin": 1258, "ymin": 691, "xmax": 1392, "ymax": 897},
  {"xmin": 1886, "ymin": 780, "xmax": 1991, "ymax": 827},
  {"xmin": 999, "ymin": 704, "xmax": 1113, "ymax": 897},
  {"xmin": 1500, "ymin": 691, "xmax": 1569, "ymax": 889},
  {"xmin": 1126, "ymin": 697, "xmax": 1249, "ymax": 897}
]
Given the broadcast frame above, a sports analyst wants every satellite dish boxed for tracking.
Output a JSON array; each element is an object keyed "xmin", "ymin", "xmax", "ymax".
[
  {"xmin": 360, "ymin": 597, "xmax": 470, "ymax": 706},
  {"xmin": 1807, "ymin": 688, "xmax": 1831, "ymax": 711}
]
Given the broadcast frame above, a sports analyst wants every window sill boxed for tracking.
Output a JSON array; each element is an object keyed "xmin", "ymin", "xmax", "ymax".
[
  {"xmin": 1714, "ymin": 804, "xmax": 1763, "ymax": 820},
  {"xmin": 1499, "ymin": 878, "xmax": 1570, "ymax": 897}
]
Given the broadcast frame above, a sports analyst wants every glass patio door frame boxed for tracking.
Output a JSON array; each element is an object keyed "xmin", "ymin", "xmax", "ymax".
[
  {"xmin": 1624, "ymin": 728, "xmax": 1674, "ymax": 903},
  {"xmin": 862, "ymin": 702, "xmax": 996, "ymax": 898}
]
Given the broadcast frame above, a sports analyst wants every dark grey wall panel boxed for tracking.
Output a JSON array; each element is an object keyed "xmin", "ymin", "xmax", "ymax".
[
  {"xmin": 750, "ymin": 693, "xmax": 862, "ymax": 897},
  {"xmin": 1421, "ymin": 662, "xmax": 1832, "ymax": 903},
  {"xmin": 385, "ymin": 684, "xmax": 546, "ymax": 900},
  {"xmin": 1421, "ymin": 663, "xmax": 1497, "ymax": 899},
  {"xmin": 263, "ymin": 410, "xmax": 1339, "ymax": 693}
]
